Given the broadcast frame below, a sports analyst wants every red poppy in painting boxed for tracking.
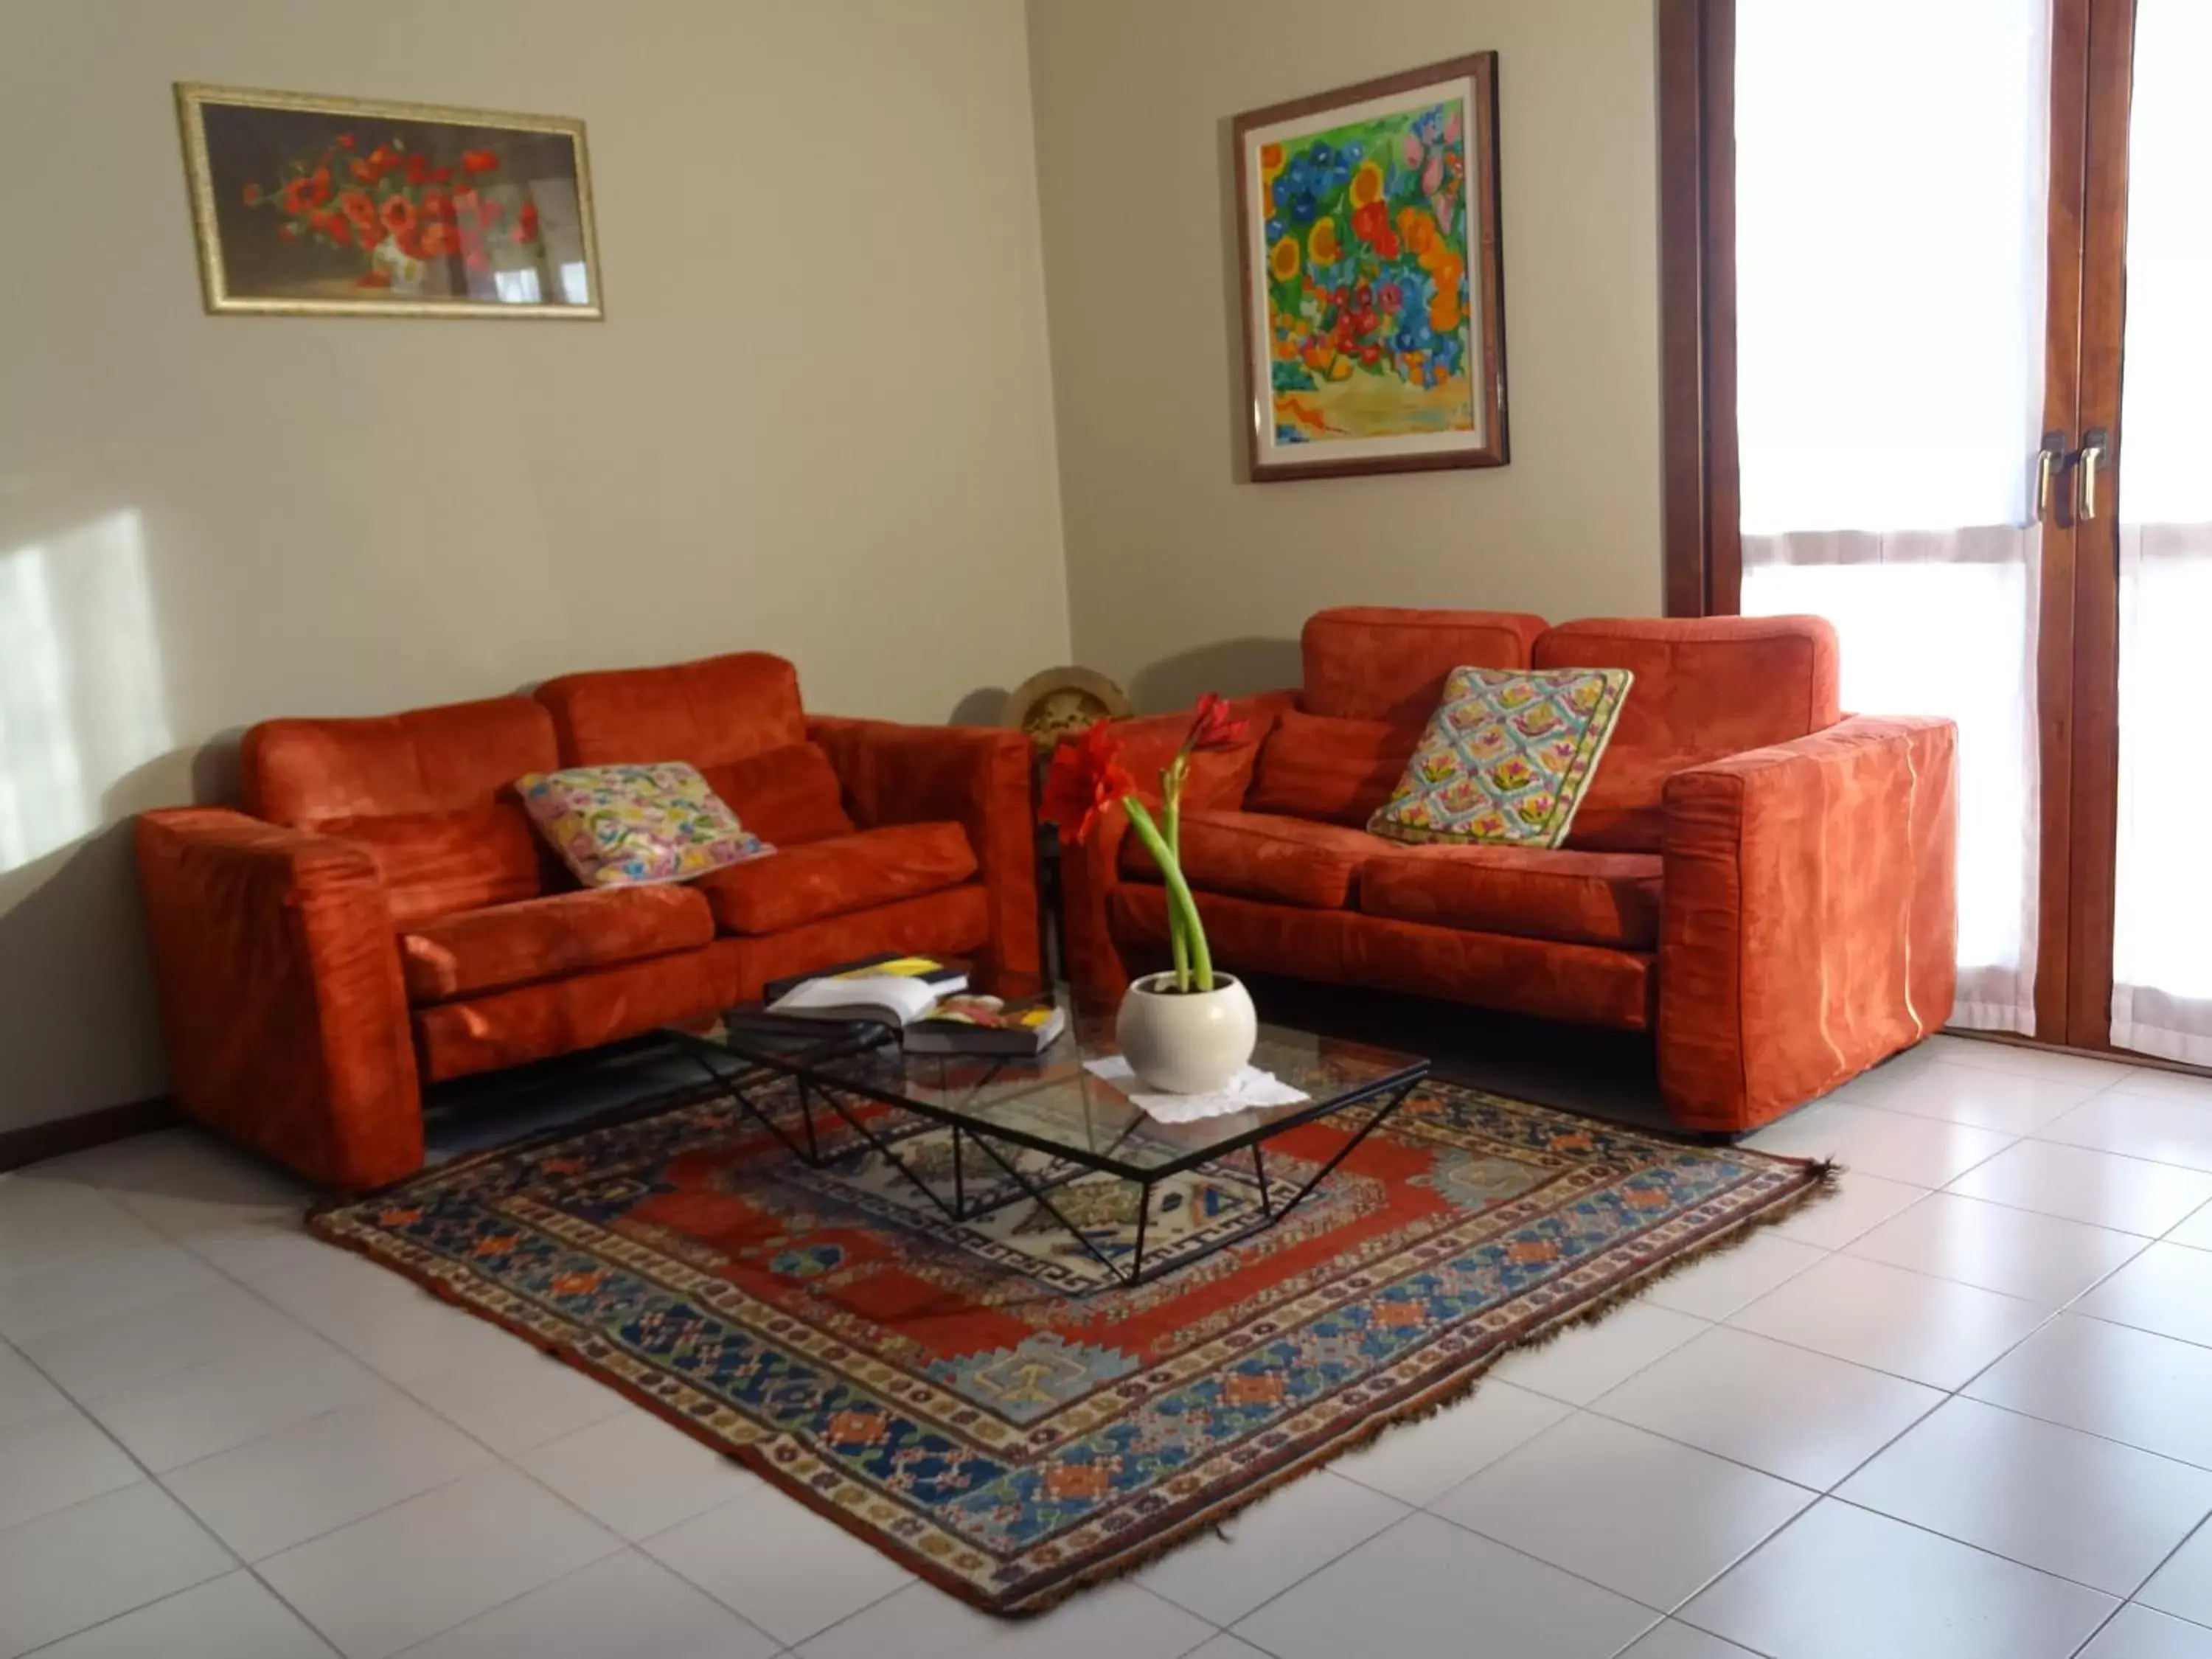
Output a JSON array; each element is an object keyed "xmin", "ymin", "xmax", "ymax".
[
  {"xmin": 279, "ymin": 170, "xmax": 325, "ymax": 215},
  {"xmin": 420, "ymin": 189, "xmax": 455, "ymax": 224},
  {"xmin": 511, "ymin": 200, "xmax": 540, "ymax": 243},
  {"xmin": 418, "ymin": 222, "xmax": 458, "ymax": 257},
  {"xmin": 380, "ymin": 195, "xmax": 417, "ymax": 234},
  {"xmin": 461, "ymin": 149, "xmax": 499, "ymax": 174},
  {"xmin": 1040, "ymin": 725, "xmax": 1137, "ymax": 847},
  {"xmin": 395, "ymin": 225, "xmax": 427, "ymax": 260},
  {"xmin": 405, "ymin": 153, "xmax": 432, "ymax": 185},
  {"xmin": 335, "ymin": 133, "xmax": 355, "ymax": 149},
  {"xmin": 338, "ymin": 189, "xmax": 378, "ymax": 234},
  {"xmin": 354, "ymin": 270, "xmax": 391, "ymax": 288},
  {"xmin": 240, "ymin": 181, "xmax": 260, "ymax": 206}
]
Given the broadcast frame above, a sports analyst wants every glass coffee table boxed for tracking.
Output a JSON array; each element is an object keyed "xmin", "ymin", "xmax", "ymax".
[{"xmin": 661, "ymin": 1006, "xmax": 1428, "ymax": 1287}]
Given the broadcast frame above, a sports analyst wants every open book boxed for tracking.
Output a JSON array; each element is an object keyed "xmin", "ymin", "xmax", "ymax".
[
  {"xmin": 763, "ymin": 956, "xmax": 970, "ymax": 1026},
  {"xmin": 902, "ymin": 995, "xmax": 1068, "ymax": 1057}
]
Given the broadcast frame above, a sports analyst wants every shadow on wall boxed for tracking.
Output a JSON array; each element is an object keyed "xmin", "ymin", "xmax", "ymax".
[
  {"xmin": 1127, "ymin": 636, "xmax": 1301, "ymax": 714},
  {"xmin": 947, "ymin": 686, "xmax": 1009, "ymax": 726}
]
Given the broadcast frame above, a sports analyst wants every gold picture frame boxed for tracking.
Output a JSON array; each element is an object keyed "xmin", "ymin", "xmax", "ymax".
[{"xmin": 175, "ymin": 82, "xmax": 604, "ymax": 319}]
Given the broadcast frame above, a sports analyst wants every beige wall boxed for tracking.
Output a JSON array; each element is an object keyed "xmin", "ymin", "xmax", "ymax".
[
  {"xmin": 0, "ymin": 0, "xmax": 1069, "ymax": 1131},
  {"xmin": 1025, "ymin": 0, "xmax": 1664, "ymax": 709}
]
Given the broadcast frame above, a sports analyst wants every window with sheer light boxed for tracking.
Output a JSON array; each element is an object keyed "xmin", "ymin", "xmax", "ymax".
[{"xmin": 1732, "ymin": 0, "xmax": 2051, "ymax": 1033}]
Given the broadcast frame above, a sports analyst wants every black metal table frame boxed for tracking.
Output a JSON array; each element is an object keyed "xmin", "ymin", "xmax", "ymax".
[{"xmin": 664, "ymin": 1029, "xmax": 1427, "ymax": 1288}]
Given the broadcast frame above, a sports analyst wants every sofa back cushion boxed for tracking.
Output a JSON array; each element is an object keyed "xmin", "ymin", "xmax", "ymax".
[
  {"xmin": 1300, "ymin": 607, "xmax": 1548, "ymax": 723},
  {"xmin": 701, "ymin": 743, "xmax": 857, "ymax": 845},
  {"xmin": 1532, "ymin": 616, "xmax": 1840, "ymax": 754},
  {"xmin": 1562, "ymin": 747, "xmax": 1736, "ymax": 852},
  {"xmin": 243, "ymin": 697, "xmax": 557, "ymax": 927},
  {"xmin": 1248, "ymin": 709, "xmax": 1422, "ymax": 827},
  {"xmin": 536, "ymin": 652, "xmax": 807, "ymax": 771}
]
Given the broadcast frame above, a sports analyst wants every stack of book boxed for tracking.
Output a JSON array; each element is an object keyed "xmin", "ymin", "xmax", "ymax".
[{"xmin": 756, "ymin": 956, "xmax": 1066, "ymax": 1056}]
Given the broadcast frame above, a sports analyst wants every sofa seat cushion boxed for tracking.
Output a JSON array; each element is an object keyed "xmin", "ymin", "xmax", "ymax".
[
  {"xmin": 1358, "ymin": 846, "xmax": 1665, "ymax": 949},
  {"xmin": 399, "ymin": 885, "xmax": 715, "ymax": 1004},
  {"xmin": 1120, "ymin": 809, "xmax": 1385, "ymax": 909},
  {"xmin": 697, "ymin": 821, "xmax": 976, "ymax": 936}
]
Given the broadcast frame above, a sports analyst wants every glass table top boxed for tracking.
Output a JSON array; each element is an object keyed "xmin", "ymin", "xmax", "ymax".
[{"xmin": 676, "ymin": 1004, "xmax": 1428, "ymax": 1177}]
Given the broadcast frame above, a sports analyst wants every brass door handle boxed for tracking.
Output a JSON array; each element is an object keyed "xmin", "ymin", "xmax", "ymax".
[
  {"xmin": 2036, "ymin": 431, "xmax": 2066, "ymax": 519},
  {"xmin": 2076, "ymin": 428, "xmax": 2110, "ymax": 521}
]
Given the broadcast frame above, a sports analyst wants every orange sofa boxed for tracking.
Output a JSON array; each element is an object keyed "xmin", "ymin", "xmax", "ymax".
[
  {"xmin": 137, "ymin": 651, "xmax": 1038, "ymax": 1190},
  {"xmin": 1061, "ymin": 608, "xmax": 1958, "ymax": 1134}
]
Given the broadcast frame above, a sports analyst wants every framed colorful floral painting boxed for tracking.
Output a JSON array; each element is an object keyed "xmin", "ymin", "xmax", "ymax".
[
  {"xmin": 1233, "ymin": 53, "xmax": 1506, "ymax": 481},
  {"xmin": 175, "ymin": 84, "xmax": 602, "ymax": 319}
]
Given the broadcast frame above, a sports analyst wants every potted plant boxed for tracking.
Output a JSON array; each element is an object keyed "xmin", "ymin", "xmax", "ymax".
[{"xmin": 1043, "ymin": 696, "xmax": 1258, "ymax": 1093}]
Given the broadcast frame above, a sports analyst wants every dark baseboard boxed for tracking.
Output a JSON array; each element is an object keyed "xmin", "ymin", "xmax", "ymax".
[{"xmin": 0, "ymin": 1096, "xmax": 179, "ymax": 1174}]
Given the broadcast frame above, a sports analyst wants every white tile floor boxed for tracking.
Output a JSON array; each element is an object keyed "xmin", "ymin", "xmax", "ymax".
[{"xmin": 10, "ymin": 1034, "xmax": 2212, "ymax": 1656}]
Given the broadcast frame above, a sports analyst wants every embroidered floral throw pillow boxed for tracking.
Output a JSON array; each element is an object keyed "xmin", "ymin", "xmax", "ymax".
[
  {"xmin": 518, "ymin": 762, "xmax": 773, "ymax": 887},
  {"xmin": 1367, "ymin": 666, "xmax": 1634, "ymax": 849}
]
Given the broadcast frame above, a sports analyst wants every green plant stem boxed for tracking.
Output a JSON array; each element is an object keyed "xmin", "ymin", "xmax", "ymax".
[
  {"xmin": 1161, "ymin": 759, "xmax": 1188, "ymax": 990},
  {"xmin": 1123, "ymin": 798, "xmax": 1214, "ymax": 992}
]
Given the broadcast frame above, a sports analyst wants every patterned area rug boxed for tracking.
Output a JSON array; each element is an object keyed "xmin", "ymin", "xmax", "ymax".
[{"xmin": 310, "ymin": 1076, "xmax": 1829, "ymax": 1615}]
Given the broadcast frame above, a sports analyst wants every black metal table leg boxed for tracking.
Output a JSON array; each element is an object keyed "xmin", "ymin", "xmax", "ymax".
[
  {"xmin": 1127, "ymin": 1178, "xmax": 1152, "ymax": 1284},
  {"xmin": 951, "ymin": 1124, "xmax": 966, "ymax": 1220}
]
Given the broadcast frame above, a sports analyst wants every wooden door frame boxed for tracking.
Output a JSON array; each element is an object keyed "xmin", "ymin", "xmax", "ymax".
[
  {"xmin": 1658, "ymin": 0, "xmax": 2143, "ymax": 1052},
  {"xmin": 2057, "ymin": 0, "xmax": 2137, "ymax": 1046},
  {"xmin": 1658, "ymin": 0, "xmax": 1739, "ymax": 619}
]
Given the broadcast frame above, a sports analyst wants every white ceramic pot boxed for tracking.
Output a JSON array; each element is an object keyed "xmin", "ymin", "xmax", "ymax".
[{"xmin": 1115, "ymin": 971, "xmax": 1259, "ymax": 1094}]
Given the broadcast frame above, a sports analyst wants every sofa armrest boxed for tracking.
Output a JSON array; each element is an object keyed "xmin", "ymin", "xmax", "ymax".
[
  {"xmin": 1658, "ymin": 715, "xmax": 1959, "ymax": 1131},
  {"xmin": 804, "ymin": 718, "xmax": 1041, "ymax": 990},
  {"xmin": 1052, "ymin": 691, "xmax": 1296, "ymax": 1009},
  {"xmin": 136, "ymin": 808, "xmax": 422, "ymax": 1189}
]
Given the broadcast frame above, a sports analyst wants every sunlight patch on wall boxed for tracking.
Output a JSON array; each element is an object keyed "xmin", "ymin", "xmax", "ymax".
[{"xmin": 0, "ymin": 510, "xmax": 173, "ymax": 872}]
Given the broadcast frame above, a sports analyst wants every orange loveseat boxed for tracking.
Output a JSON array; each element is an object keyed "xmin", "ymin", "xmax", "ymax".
[
  {"xmin": 136, "ymin": 651, "xmax": 1038, "ymax": 1190},
  {"xmin": 1061, "ymin": 608, "xmax": 1958, "ymax": 1133}
]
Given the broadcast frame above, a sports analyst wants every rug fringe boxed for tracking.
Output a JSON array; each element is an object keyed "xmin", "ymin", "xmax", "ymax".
[
  {"xmin": 994, "ymin": 1153, "xmax": 1843, "ymax": 1614},
  {"xmin": 307, "ymin": 1084, "xmax": 1841, "ymax": 1620}
]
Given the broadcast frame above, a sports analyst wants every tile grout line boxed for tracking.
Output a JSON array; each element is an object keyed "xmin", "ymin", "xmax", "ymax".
[
  {"xmin": 0, "ymin": 1335, "xmax": 344, "ymax": 1659},
  {"xmin": 39, "ymin": 1200, "xmax": 782, "ymax": 1658},
  {"xmin": 173, "ymin": 1219, "xmax": 797, "ymax": 1659},
  {"xmin": 17, "ymin": 1079, "xmax": 2212, "ymax": 1655}
]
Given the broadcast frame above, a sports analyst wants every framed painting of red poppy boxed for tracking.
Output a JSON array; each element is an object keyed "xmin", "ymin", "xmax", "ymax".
[
  {"xmin": 175, "ymin": 83, "xmax": 602, "ymax": 319},
  {"xmin": 1234, "ymin": 53, "xmax": 1506, "ymax": 481}
]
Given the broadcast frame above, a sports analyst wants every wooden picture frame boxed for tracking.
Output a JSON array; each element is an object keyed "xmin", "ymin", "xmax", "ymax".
[
  {"xmin": 1232, "ymin": 52, "xmax": 1506, "ymax": 482},
  {"xmin": 175, "ymin": 83, "xmax": 603, "ymax": 319}
]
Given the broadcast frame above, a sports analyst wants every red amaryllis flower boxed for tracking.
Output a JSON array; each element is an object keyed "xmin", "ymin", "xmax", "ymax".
[
  {"xmin": 1182, "ymin": 693, "xmax": 1249, "ymax": 754},
  {"xmin": 1040, "ymin": 724, "xmax": 1137, "ymax": 846}
]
